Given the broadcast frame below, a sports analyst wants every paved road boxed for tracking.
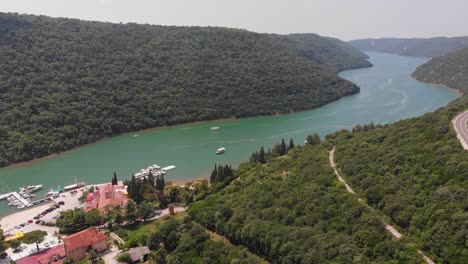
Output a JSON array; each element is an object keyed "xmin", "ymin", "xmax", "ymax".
[
  {"xmin": 329, "ymin": 147, "xmax": 435, "ymax": 264},
  {"xmin": 453, "ymin": 110, "xmax": 468, "ymax": 150}
]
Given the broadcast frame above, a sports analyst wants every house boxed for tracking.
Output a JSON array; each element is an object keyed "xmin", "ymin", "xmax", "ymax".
[
  {"xmin": 62, "ymin": 227, "xmax": 107, "ymax": 262},
  {"xmin": 117, "ymin": 247, "xmax": 150, "ymax": 264},
  {"xmin": 87, "ymin": 183, "xmax": 128, "ymax": 212},
  {"xmin": 15, "ymin": 245, "xmax": 65, "ymax": 264}
]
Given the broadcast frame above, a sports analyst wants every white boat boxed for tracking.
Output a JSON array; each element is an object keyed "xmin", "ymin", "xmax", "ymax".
[
  {"xmin": 17, "ymin": 204, "xmax": 25, "ymax": 209},
  {"xmin": 216, "ymin": 147, "xmax": 226, "ymax": 154},
  {"xmin": 64, "ymin": 181, "xmax": 86, "ymax": 191},
  {"xmin": 19, "ymin": 185, "xmax": 43, "ymax": 193},
  {"xmin": 210, "ymin": 126, "xmax": 220, "ymax": 131}
]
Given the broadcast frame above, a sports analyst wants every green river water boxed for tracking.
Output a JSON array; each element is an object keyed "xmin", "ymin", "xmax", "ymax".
[{"xmin": 0, "ymin": 52, "xmax": 459, "ymax": 216}]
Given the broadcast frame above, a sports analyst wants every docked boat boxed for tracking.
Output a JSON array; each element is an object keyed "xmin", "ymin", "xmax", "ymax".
[
  {"xmin": 19, "ymin": 185, "xmax": 42, "ymax": 193},
  {"xmin": 216, "ymin": 147, "xmax": 226, "ymax": 155},
  {"xmin": 44, "ymin": 187, "xmax": 62, "ymax": 197},
  {"xmin": 64, "ymin": 181, "xmax": 86, "ymax": 191},
  {"xmin": 210, "ymin": 126, "xmax": 220, "ymax": 131}
]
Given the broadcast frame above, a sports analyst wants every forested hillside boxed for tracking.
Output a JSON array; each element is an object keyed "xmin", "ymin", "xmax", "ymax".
[
  {"xmin": 0, "ymin": 12, "xmax": 370, "ymax": 167},
  {"xmin": 189, "ymin": 144, "xmax": 421, "ymax": 263},
  {"xmin": 333, "ymin": 96, "xmax": 468, "ymax": 263},
  {"xmin": 412, "ymin": 47, "xmax": 468, "ymax": 94},
  {"xmin": 349, "ymin": 37, "xmax": 468, "ymax": 58},
  {"xmin": 281, "ymin": 34, "xmax": 371, "ymax": 71}
]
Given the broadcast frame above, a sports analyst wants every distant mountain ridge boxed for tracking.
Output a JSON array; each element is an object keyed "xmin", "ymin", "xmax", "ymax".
[
  {"xmin": 0, "ymin": 12, "xmax": 370, "ymax": 166},
  {"xmin": 349, "ymin": 37, "xmax": 468, "ymax": 58},
  {"xmin": 413, "ymin": 46, "xmax": 468, "ymax": 94}
]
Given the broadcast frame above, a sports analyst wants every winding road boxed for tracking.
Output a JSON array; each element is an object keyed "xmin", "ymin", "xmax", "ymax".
[
  {"xmin": 329, "ymin": 147, "xmax": 435, "ymax": 264},
  {"xmin": 453, "ymin": 110, "xmax": 468, "ymax": 150}
]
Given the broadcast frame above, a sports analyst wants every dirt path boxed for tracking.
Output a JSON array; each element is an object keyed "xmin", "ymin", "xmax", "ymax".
[{"xmin": 329, "ymin": 147, "xmax": 435, "ymax": 264}]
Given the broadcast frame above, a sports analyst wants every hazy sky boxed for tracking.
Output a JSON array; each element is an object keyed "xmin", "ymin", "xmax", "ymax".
[{"xmin": 1, "ymin": 0, "xmax": 468, "ymax": 40}]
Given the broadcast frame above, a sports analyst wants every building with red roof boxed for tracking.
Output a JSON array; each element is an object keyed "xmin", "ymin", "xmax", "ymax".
[
  {"xmin": 16, "ymin": 245, "xmax": 65, "ymax": 264},
  {"xmin": 87, "ymin": 183, "xmax": 128, "ymax": 212},
  {"xmin": 63, "ymin": 227, "xmax": 107, "ymax": 262}
]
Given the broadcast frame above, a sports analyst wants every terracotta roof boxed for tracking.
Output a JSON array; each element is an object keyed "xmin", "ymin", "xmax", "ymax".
[
  {"xmin": 87, "ymin": 184, "xmax": 127, "ymax": 211},
  {"xmin": 63, "ymin": 227, "xmax": 107, "ymax": 252},
  {"xmin": 16, "ymin": 245, "xmax": 65, "ymax": 264}
]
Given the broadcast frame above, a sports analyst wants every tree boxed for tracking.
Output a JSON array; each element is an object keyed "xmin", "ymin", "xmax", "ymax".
[
  {"xmin": 10, "ymin": 240, "xmax": 21, "ymax": 251},
  {"xmin": 0, "ymin": 228, "xmax": 7, "ymax": 253},
  {"xmin": 85, "ymin": 209, "xmax": 103, "ymax": 227},
  {"xmin": 288, "ymin": 138, "xmax": 295, "ymax": 150},
  {"xmin": 147, "ymin": 231, "xmax": 163, "ymax": 250},
  {"xmin": 306, "ymin": 133, "xmax": 321, "ymax": 145},
  {"xmin": 137, "ymin": 201, "xmax": 153, "ymax": 221},
  {"xmin": 280, "ymin": 138, "xmax": 287, "ymax": 156},
  {"xmin": 259, "ymin": 147, "xmax": 266, "ymax": 164},
  {"xmin": 112, "ymin": 172, "xmax": 118, "ymax": 185},
  {"xmin": 117, "ymin": 253, "xmax": 132, "ymax": 264},
  {"xmin": 125, "ymin": 200, "xmax": 138, "ymax": 223}
]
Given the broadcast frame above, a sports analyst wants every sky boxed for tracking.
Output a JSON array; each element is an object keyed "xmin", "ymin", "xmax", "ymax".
[{"xmin": 1, "ymin": 0, "xmax": 468, "ymax": 40}]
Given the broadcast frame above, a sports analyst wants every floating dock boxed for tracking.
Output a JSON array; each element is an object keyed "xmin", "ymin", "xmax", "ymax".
[{"xmin": 10, "ymin": 192, "xmax": 33, "ymax": 207}]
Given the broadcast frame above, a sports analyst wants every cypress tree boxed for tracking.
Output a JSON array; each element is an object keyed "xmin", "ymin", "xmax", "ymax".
[
  {"xmin": 288, "ymin": 138, "xmax": 295, "ymax": 150},
  {"xmin": 112, "ymin": 172, "xmax": 118, "ymax": 185},
  {"xmin": 280, "ymin": 138, "xmax": 287, "ymax": 156},
  {"xmin": 259, "ymin": 147, "xmax": 266, "ymax": 164}
]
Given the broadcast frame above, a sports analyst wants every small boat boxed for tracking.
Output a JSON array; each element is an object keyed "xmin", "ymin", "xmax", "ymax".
[
  {"xmin": 216, "ymin": 147, "xmax": 226, "ymax": 155},
  {"xmin": 210, "ymin": 127, "xmax": 220, "ymax": 131},
  {"xmin": 17, "ymin": 204, "xmax": 25, "ymax": 209},
  {"xmin": 64, "ymin": 181, "xmax": 86, "ymax": 191},
  {"xmin": 20, "ymin": 185, "xmax": 42, "ymax": 193}
]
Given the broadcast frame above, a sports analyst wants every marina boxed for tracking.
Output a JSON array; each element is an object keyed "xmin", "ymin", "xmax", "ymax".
[{"xmin": 133, "ymin": 163, "xmax": 176, "ymax": 180}]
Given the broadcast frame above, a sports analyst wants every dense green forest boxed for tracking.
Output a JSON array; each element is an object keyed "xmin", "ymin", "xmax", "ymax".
[
  {"xmin": 349, "ymin": 37, "xmax": 468, "ymax": 57},
  {"xmin": 118, "ymin": 215, "xmax": 267, "ymax": 264},
  {"xmin": 0, "ymin": 12, "xmax": 370, "ymax": 167},
  {"xmin": 413, "ymin": 46, "xmax": 468, "ymax": 94},
  {"xmin": 333, "ymin": 96, "xmax": 468, "ymax": 263},
  {"xmin": 189, "ymin": 144, "xmax": 421, "ymax": 263}
]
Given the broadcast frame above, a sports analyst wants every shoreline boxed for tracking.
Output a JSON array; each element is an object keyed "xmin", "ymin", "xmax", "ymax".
[
  {"xmin": 410, "ymin": 75, "xmax": 464, "ymax": 97},
  {"xmin": 0, "ymin": 117, "xmax": 237, "ymax": 170},
  {"xmin": 0, "ymin": 89, "xmax": 359, "ymax": 170}
]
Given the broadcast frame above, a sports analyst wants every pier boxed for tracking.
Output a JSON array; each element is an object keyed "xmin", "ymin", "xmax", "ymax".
[{"xmin": 10, "ymin": 192, "xmax": 33, "ymax": 207}]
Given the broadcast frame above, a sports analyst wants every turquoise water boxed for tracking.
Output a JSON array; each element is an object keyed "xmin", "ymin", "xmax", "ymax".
[{"xmin": 0, "ymin": 52, "xmax": 459, "ymax": 216}]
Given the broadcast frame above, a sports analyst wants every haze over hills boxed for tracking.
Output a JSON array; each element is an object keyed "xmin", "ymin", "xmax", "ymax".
[
  {"xmin": 0, "ymin": 12, "xmax": 370, "ymax": 167},
  {"xmin": 349, "ymin": 37, "xmax": 468, "ymax": 58},
  {"xmin": 413, "ymin": 46, "xmax": 468, "ymax": 94}
]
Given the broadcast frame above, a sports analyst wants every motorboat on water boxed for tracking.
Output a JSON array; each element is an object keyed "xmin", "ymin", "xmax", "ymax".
[
  {"xmin": 210, "ymin": 126, "xmax": 220, "ymax": 131},
  {"xmin": 216, "ymin": 147, "xmax": 226, "ymax": 155},
  {"xmin": 20, "ymin": 185, "xmax": 43, "ymax": 193}
]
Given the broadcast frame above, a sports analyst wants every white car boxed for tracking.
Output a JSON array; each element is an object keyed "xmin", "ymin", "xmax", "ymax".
[{"xmin": 44, "ymin": 242, "xmax": 50, "ymax": 247}]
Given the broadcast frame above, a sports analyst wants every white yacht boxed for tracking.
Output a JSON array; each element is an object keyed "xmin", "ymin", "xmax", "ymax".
[
  {"xmin": 19, "ymin": 185, "xmax": 43, "ymax": 193},
  {"xmin": 216, "ymin": 147, "xmax": 226, "ymax": 154}
]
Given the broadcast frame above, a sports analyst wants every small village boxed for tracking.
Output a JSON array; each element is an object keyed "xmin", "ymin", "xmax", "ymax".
[{"xmin": 0, "ymin": 165, "xmax": 209, "ymax": 264}]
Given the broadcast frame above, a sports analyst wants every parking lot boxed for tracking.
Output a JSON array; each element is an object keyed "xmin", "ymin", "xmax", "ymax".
[{"xmin": 1, "ymin": 189, "xmax": 86, "ymax": 261}]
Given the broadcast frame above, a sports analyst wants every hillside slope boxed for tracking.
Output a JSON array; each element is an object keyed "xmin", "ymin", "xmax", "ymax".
[
  {"xmin": 349, "ymin": 37, "xmax": 468, "ymax": 58},
  {"xmin": 412, "ymin": 47, "xmax": 468, "ymax": 94},
  {"xmin": 190, "ymin": 144, "xmax": 421, "ymax": 263},
  {"xmin": 0, "ymin": 13, "xmax": 369, "ymax": 166},
  {"xmin": 333, "ymin": 96, "xmax": 468, "ymax": 263}
]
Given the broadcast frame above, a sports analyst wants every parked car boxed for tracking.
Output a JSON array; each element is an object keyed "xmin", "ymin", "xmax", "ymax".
[
  {"xmin": 33, "ymin": 215, "xmax": 40, "ymax": 219},
  {"xmin": 58, "ymin": 201, "xmax": 65, "ymax": 205},
  {"xmin": 27, "ymin": 220, "xmax": 33, "ymax": 223},
  {"xmin": 19, "ymin": 223, "xmax": 25, "ymax": 227},
  {"xmin": 15, "ymin": 225, "xmax": 21, "ymax": 229},
  {"xmin": 50, "ymin": 241, "xmax": 56, "ymax": 245},
  {"xmin": 154, "ymin": 210, "xmax": 162, "ymax": 216},
  {"xmin": 44, "ymin": 242, "xmax": 50, "ymax": 247},
  {"xmin": 35, "ymin": 220, "xmax": 41, "ymax": 224}
]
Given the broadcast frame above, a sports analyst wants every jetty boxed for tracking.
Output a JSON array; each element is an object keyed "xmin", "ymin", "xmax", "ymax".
[{"xmin": 10, "ymin": 191, "xmax": 33, "ymax": 207}]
